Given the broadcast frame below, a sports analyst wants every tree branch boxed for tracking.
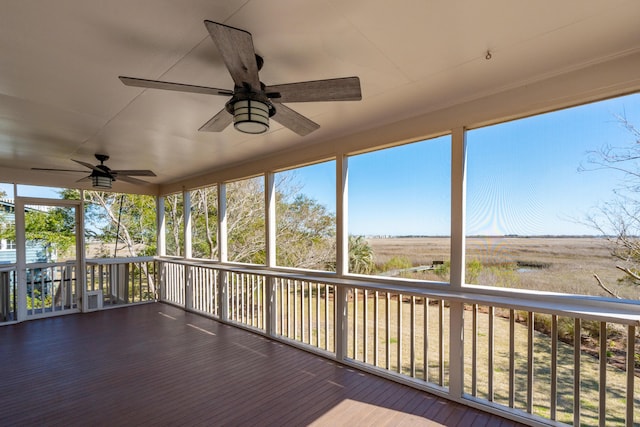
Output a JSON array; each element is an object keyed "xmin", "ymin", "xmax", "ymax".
[
  {"xmin": 615, "ymin": 264, "xmax": 640, "ymax": 281},
  {"xmin": 593, "ymin": 273, "xmax": 620, "ymax": 298}
]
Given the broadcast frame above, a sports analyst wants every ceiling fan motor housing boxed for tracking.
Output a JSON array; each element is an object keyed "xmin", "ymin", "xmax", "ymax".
[
  {"xmin": 90, "ymin": 169, "xmax": 113, "ymax": 189},
  {"xmin": 226, "ymin": 88, "xmax": 276, "ymax": 134},
  {"xmin": 90, "ymin": 155, "xmax": 115, "ymax": 188}
]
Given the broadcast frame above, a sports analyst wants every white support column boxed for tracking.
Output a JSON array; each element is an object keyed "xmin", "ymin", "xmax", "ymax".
[
  {"xmin": 336, "ymin": 154, "xmax": 349, "ymax": 276},
  {"xmin": 450, "ymin": 128, "xmax": 467, "ymax": 289},
  {"xmin": 157, "ymin": 196, "xmax": 166, "ymax": 257},
  {"xmin": 335, "ymin": 155, "xmax": 349, "ymax": 360},
  {"xmin": 265, "ymin": 173, "xmax": 276, "ymax": 267},
  {"xmin": 15, "ymin": 197, "xmax": 26, "ymax": 322},
  {"xmin": 183, "ymin": 189, "xmax": 192, "ymax": 260},
  {"xmin": 449, "ymin": 127, "xmax": 467, "ymax": 399},
  {"xmin": 183, "ymin": 189, "xmax": 192, "ymax": 312},
  {"xmin": 218, "ymin": 183, "xmax": 228, "ymax": 263},
  {"xmin": 264, "ymin": 173, "xmax": 276, "ymax": 336},
  {"xmin": 218, "ymin": 183, "xmax": 228, "ymax": 321},
  {"xmin": 156, "ymin": 195, "xmax": 166, "ymax": 301},
  {"xmin": 78, "ymin": 190, "xmax": 88, "ymax": 312}
]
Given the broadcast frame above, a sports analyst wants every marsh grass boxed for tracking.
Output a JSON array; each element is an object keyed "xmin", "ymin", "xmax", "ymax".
[{"xmin": 368, "ymin": 236, "xmax": 634, "ymax": 299}]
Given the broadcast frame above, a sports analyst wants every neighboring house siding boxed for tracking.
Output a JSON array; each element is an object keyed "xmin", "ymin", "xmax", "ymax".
[{"xmin": 0, "ymin": 201, "xmax": 49, "ymax": 265}]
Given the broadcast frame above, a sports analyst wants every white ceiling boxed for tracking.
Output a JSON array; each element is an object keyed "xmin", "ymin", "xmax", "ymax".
[{"xmin": 1, "ymin": 0, "xmax": 640, "ymax": 195}]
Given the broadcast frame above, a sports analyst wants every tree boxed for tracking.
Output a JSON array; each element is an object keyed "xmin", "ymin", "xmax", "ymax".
[
  {"xmin": 348, "ymin": 235, "xmax": 375, "ymax": 274},
  {"xmin": 61, "ymin": 189, "xmax": 156, "ymax": 258},
  {"xmin": 164, "ymin": 193, "xmax": 184, "ymax": 257},
  {"xmin": 276, "ymin": 193, "xmax": 335, "ymax": 270},
  {"xmin": 24, "ymin": 207, "xmax": 76, "ymax": 260},
  {"xmin": 180, "ymin": 176, "xmax": 339, "ymax": 270},
  {"xmin": 0, "ymin": 197, "xmax": 76, "ymax": 262},
  {"xmin": 226, "ymin": 178, "xmax": 266, "ymax": 263},
  {"xmin": 68, "ymin": 190, "xmax": 157, "ymax": 296},
  {"xmin": 191, "ymin": 187, "xmax": 218, "ymax": 259},
  {"xmin": 581, "ymin": 114, "xmax": 640, "ymax": 297}
]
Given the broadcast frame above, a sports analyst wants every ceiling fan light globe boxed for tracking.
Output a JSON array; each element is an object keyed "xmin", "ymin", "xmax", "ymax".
[
  {"xmin": 92, "ymin": 175, "xmax": 112, "ymax": 189},
  {"xmin": 233, "ymin": 99, "xmax": 269, "ymax": 134}
]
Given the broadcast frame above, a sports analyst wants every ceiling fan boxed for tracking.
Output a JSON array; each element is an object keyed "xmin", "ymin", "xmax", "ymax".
[
  {"xmin": 119, "ymin": 20, "xmax": 362, "ymax": 136},
  {"xmin": 32, "ymin": 154, "xmax": 156, "ymax": 189}
]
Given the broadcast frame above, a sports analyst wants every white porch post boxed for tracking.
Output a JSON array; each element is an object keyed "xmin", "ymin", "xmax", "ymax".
[
  {"xmin": 218, "ymin": 183, "xmax": 228, "ymax": 320},
  {"xmin": 335, "ymin": 154, "xmax": 349, "ymax": 360},
  {"xmin": 15, "ymin": 195, "xmax": 26, "ymax": 322},
  {"xmin": 157, "ymin": 196, "xmax": 166, "ymax": 257},
  {"xmin": 157, "ymin": 196, "xmax": 166, "ymax": 301},
  {"xmin": 183, "ymin": 189, "xmax": 192, "ymax": 310},
  {"xmin": 449, "ymin": 126, "xmax": 467, "ymax": 399},
  {"xmin": 183, "ymin": 189, "xmax": 192, "ymax": 260},
  {"xmin": 78, "ymin": 190, "xmax": 87, "ymax": 312},
  {"xmin": 264, "ymin": 173, "xmax": 276, "ymax": 336}
]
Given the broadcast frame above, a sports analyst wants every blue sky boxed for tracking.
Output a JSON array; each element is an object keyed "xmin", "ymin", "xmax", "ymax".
[
  {"xmin": 292, "ymin": 92, "xmax": 640, "ymax": 237},
  {"xmin": 3, "ymin": 92, "xmax": 640, "ymax": 237},
  {"xmin": 0, "ymin": 183, "xmax": 60, "ymax": 200}
]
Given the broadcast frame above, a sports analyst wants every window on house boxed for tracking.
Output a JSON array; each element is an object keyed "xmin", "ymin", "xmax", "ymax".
[
  {"xmin": 465, "ymin": 92, "xmax": 640, "ymax": 299},
  {"xmin": 226, "ymin": 177, "xmax": 265, "ymax": 264},
  {"xmin": 348, "ymin": 135, "xmax": 451, "ymax": 280},
  {"xmin": 275, "ymin": 161, "xmax": 336, "ymax": 271}
]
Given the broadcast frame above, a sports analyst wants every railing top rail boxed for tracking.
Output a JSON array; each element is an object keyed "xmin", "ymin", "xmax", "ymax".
[
  {"xmin": 87, "ymin": 256, "xmax": 156, "ymax": 265},
  {"xmin": 157, "ymin": 257, "xmax": 640, "ymax": 325},
  {"xmin": 26, "ymin": 261, "xmax": 77, "ymax": 269},
  {"xmin": 0, "ymin": 263, "xmax": 16, "ymax": 272}
]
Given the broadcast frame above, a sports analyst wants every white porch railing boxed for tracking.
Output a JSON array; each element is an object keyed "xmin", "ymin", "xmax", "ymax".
[
  {"xmin": 25, "ymin": 261, "xmax": 79, "ymax": 318},
  {"xmin": 274, "ymin": 277, "xmax": 335, "ymax": 353},
  {"xmin": 0, "ymin": 258, "xmax": 157, "ymax": 324},
  {"xmin": 0, "ymin": 265, "xmax": 16, "ymax": 322},
  {"xmin": 158, "ymin": 258, "xmax": 640, "ymax": 427},
  {"xmin": 86, "ymin": 257, "xmax": 157, "ymax": 307}
]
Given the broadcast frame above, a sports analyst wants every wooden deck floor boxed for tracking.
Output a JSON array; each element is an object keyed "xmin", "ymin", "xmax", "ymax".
[{"xmin": 0, "ymin": 303, "xmax": 527, "ymax": 426}]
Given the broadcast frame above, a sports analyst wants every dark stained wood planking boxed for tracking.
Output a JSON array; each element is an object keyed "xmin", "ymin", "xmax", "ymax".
[{"xmin": 0, "ymin": 303, "xmax": 529, "ymax": 426}]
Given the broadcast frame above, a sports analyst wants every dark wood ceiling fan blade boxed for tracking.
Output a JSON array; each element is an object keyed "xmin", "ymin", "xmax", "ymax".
[
  {"xmin": 204, "ymin": 21, "xmax": 260, "ymax": 91},
  {"xmin": 119, "ymin": 76, "xmax": 233, "ymax": 96},
  {"xmin": 110, "ymin": 169, "xmax": 156, "ymax": 177},
  {"xmin": 71, "ymin": 159, "xmax": 102, "ymax": 172},
  {"xmin": 32, "ymin": 167, "xmax": 87, "ymax": 173},
  {"xmin": 199, "ymin": 108, "xmax": 233, "ymax": 132},
  {"xmin": 76, "ymin": 176, "xmax": 91, "ymax": 183},
  {"xmin": 116, "ymin": 175, "xmax": 150, "ymax": 185},
  {"xmin": 266, "ymin": 77, "xmax": 362, "ymax": 103},
  {"xmin": 272, "ymin": 104, "xmax": 320, "ymax": 136}
]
